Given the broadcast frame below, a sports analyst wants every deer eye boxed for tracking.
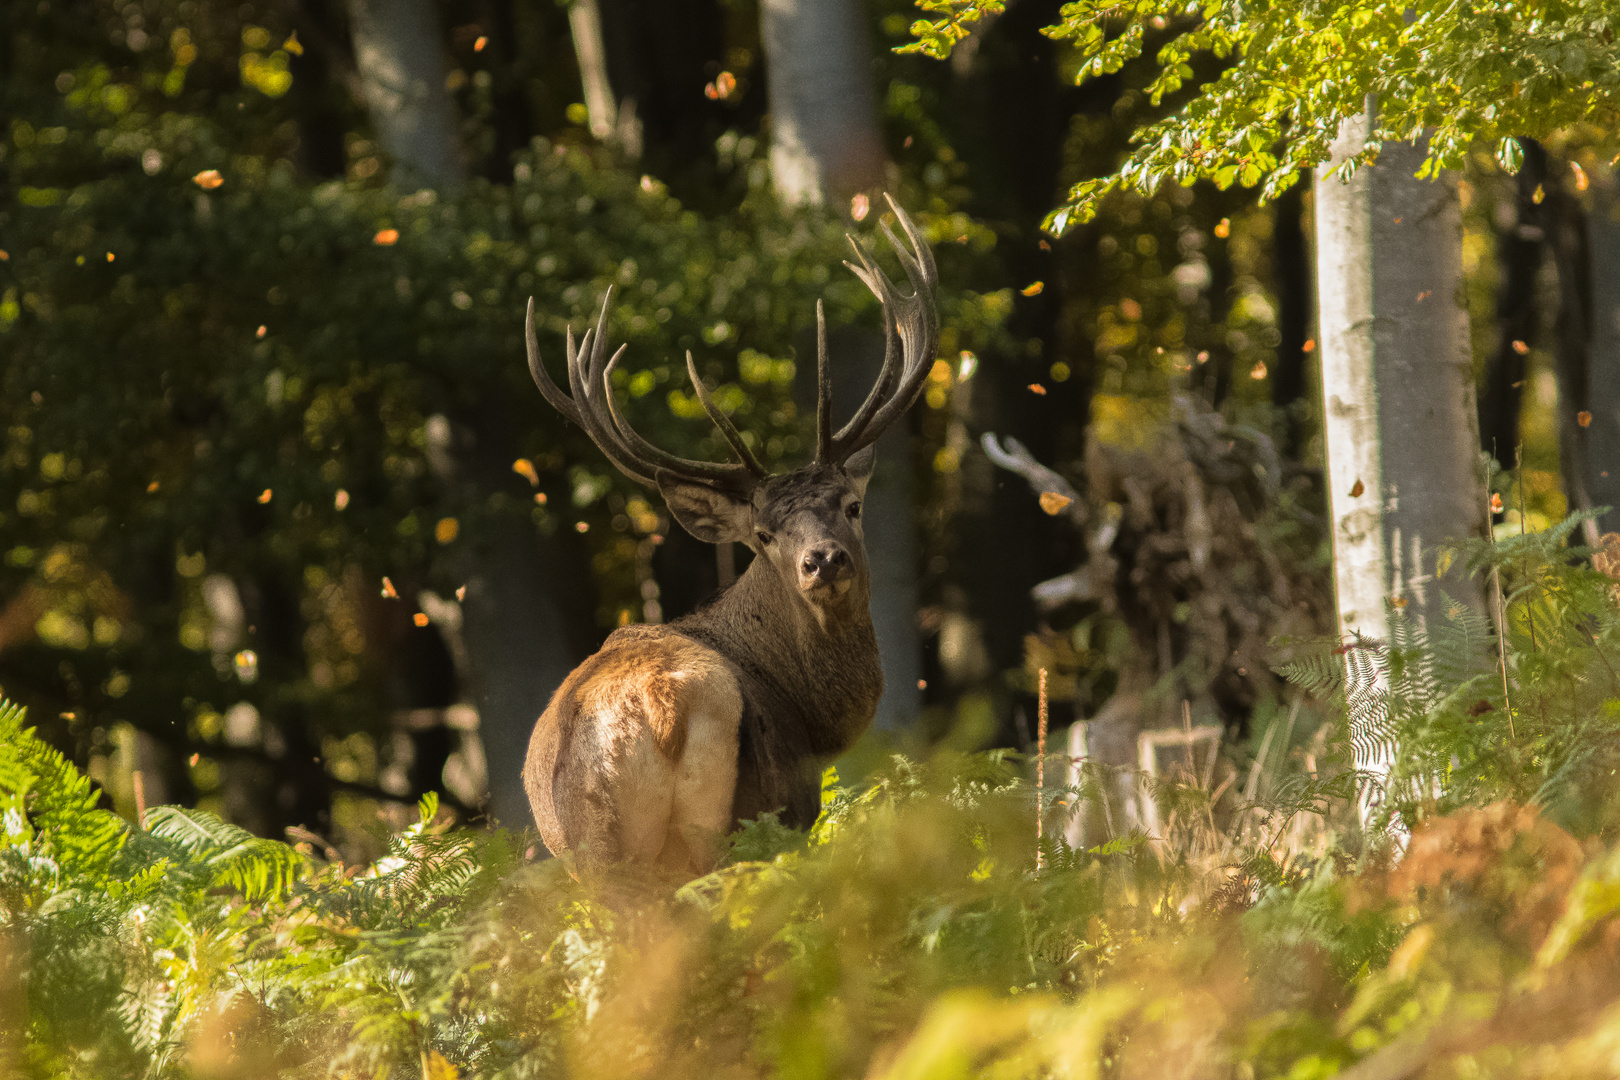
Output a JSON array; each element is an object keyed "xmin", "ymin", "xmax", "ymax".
[
  {"xmin": 845, "ymin": 501, "xmax": 862, "ymax": 520},
  {"xmin": 756, "ymin": 530, "xmax": 773, "ymax": 546}
]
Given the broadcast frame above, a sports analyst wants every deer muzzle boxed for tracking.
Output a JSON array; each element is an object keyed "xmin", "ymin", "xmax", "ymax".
[{"xmin": 798, "ymin": 542, "xmax": 852, "ymax": 592}]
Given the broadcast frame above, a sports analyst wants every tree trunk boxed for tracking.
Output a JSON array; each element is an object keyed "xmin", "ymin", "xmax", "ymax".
[
  {"xmin": 808, "ymin": 327, "xmax": 922, "ymax": 731},
  {"xmin": 345, "ymin": 0, "xmax": 464, "ymax": 187},
  {"xmin": 758, "ymin": 0, "xmax": 887, "ymax": 206},
  {"xmin": 1314, "ymin": 101, "xmax": 1485, "ymax": 794},
  {"xmin": 344, "ymin": 1, "xmax": 597, "ymax": 825},
  {"xmin": 568, "ymin": 0, "xmax": 641, "ymax": 155},
  {"xmin": 1271, "ymin": 179, "xmax": 1313, "ymax": 460},
  {"xmin": 1478, "ymin": 143, "xmax": 1546, "ymax": 474},
  {"xmin": 1584, "ymin": 167, "xmax": 1620, "ymax": 535}
]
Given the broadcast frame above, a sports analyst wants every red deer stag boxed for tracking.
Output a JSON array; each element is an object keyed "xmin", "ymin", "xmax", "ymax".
[{"xmin": 521, "ymin": 197, "xmax": 937, "ymax": 876}]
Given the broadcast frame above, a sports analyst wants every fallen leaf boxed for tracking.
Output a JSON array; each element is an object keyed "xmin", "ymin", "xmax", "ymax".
[
  {"xmin": 1021, "ymin": 281, "xmax": 1044, "ymax": 296},
  {"xmin": 1027, "ymin": 383, "xmax": 1047, "ymax": 396},
  {"xmin": 512, "ymin": 458, "xmax": 540, "ymax": 485},
  {"xmin": 1038, "ymin": 239, "xmax": 1051, "ymax": 251},
  {"xmin": 192, "ymin": 169, "xmax": 224, "ymax": 189},
  {"xmin": 1578, "ymin": 410, "xmax": 1593, "ymax": 427},
  {"xmin": 373, "ymin": 228, "xmax": 399, "ymax": 246},
  {"xmin": 1415, "ymin": 290, "xmax": 1431, "ymax": 302},
  {"xmin": 1039, "ymin": 491, "xmax": 1073, "ymax": 515},
  {"xmin": 381, "ymin": 576, "xmax": 398, "ymax": 599},
  {"xmin": 1348, "ymin": 478, "xmax": 1365, "ymax": 498},
  {"xmin": 1393, "ymin": 216, "xmax": 1402, "ymax": 224}
]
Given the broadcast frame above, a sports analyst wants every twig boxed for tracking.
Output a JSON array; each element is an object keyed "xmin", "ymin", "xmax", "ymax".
[
  {"xmin": 1517, "ymin": 445, "xmax": 1537, "ymax": 652},
  {"xmin": 1487, "ymin": 451, "xmax": 1515, "ymax": 738},
  {"xmin": 1036, "ymin": 668, "xmax": 1049, "ymax": 872}
]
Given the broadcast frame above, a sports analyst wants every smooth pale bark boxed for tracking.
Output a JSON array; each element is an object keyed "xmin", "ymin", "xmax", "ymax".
[
  {"xmin": 1315, "ymin": 102, "xmax": 1485, "ymax": 787},
  {"xmin": 566, "ymin": 0, "xmax": 640, "ymax": 157},
  {"xmin": 759, "ymin": 0, "xmax": 887, "ymax": 206},
  {"xmin": 345, "ymin": 0, "xmax": 463, "ymax": 186}
]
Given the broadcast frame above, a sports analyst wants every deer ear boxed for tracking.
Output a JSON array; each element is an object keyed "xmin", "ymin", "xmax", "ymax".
[
  {"xmin": 844, "ymin": 445, "xmax": 877, "ymax": 497},
  {"xmin": 657, "ymin": 473, "xmax": 753, "ymax": 544}
]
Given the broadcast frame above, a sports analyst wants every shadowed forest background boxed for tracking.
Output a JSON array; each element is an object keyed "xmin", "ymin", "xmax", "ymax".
[{"xmin": 2, "ymin": 0, "xmax": 1616, "ymax": 855}]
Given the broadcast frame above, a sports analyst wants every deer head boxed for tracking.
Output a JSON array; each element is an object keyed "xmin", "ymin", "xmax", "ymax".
[{"xmin": 525, "ymin": 196, "xmax": 938, "ymax": 616}]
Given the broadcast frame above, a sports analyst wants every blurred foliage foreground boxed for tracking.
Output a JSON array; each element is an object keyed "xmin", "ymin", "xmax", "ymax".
[{"xmin": 9, "ymin": 518, "xmax": 1620, "ymax": 1079}]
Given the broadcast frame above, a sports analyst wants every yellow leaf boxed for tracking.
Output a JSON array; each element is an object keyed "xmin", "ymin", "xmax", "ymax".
[
  {"xmin": 435, "ymin": 517, "xmax": 460, "ymax": 544},
  {"xmin": 1038, "ymin": 492, "xmax": 1072, "ymax": 515},
  {"xmin": 512, "ymin": 458, "xmax": 540, "ymax": 486},
  {"xmin": 282, "ymin": 31, "xmax": 303, "ymax": 55},
  {"xmin": 1020, "ymin": 280, "xmax": 1044, "ymax": 296},
  {"xmin": 423, "ymin": 1050, "xmax": 459, "ymax": 1080}
]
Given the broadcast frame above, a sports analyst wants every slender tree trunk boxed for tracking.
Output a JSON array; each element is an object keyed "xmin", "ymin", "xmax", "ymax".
[
  {"xmin": 1584, "ymin": 167, "xmax": 1620, "ymax": 535},
  {"xmin": 1539, "ymin": 145, "xmax": 1602, "ymax": 545},
  {"xmin": 1478, "ymin": 144, "xmax": 1546, "ymax": 473},
  {"xmin": 1315, "ymin": 101, "xmax": 1485, "ymax": 799},
  {"xmin": 759, "ymin": 0, "xmax": 887, "ymax": 206},
  {"xmin": 1271, "ymin": 179, "xmax": 1313, "ymax": 460},
  {"xmin": 345, "ymin": 0, "xmax": 464, "ymax": 187}
]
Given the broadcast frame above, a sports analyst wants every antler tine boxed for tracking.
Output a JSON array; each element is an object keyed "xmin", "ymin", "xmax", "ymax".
[
  {"xmin": 595, "ymin": 340, "xmax": 755, "ymax": 488},
  {"xmin": 527, "ymin": 298, "xmax": 583, "ymax": 424},
  {"xmin": 814, "ymin": 300, "xmax": 833, "ymax": 463},
  {"xmin": 829, "ymin": 198, "xmax": 939, "ymax": 463},
  {"xmin": 526, "ymin": 296, "xmax": 657, "ymax": 487},
  {"xmin": 528, "ymin": 288, "xmax": 758, "ymax": 491},
  {"xmin": 685, "ymin": 351, "xmax": 768, "ymax": 478}
]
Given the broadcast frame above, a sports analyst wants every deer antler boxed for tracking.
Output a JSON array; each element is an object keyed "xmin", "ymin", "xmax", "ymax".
[
  {"xmin": 526, "ymin": 290, "xmax": 766, "ymax": 491},
  {"xmin": 526, "ymin": 195, "xmax": 937, "ymax": 486},
  {"xmin": 821, "ymin": 194, "xmax": 939, "ymax": 465}
]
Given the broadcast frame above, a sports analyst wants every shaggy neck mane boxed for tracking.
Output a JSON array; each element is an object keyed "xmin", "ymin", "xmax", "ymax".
[{"xmin": 671, "ymin": 550, "xmax": 882, "ymax": 754}]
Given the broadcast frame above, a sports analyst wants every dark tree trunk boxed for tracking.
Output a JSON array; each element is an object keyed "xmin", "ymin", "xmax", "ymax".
[
  {"xmin": 1478, "ymin": 141, "xmax": 1547, "ymax": 474},
  {"xmin": 1271, "ymin": 179, "xmax": 1313, "ymax": 459}
]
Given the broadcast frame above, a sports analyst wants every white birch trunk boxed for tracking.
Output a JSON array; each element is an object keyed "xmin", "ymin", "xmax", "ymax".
[{"xmin": 1315, "ymin": 100, "xmax": 1485, "ymax": 804}]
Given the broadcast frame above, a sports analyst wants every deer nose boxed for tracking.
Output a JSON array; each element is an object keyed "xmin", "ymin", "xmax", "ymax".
[{"xmin": 800, "ymin": 543, "xmax": 851, "ymax": 585}]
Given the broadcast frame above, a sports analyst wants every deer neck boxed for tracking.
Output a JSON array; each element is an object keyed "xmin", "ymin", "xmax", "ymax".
[{"xmin": 679, "ymin": 554, "xmax": 883, "ymax": 744}]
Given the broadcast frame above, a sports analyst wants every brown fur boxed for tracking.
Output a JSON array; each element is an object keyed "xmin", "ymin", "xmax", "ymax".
[{"xmin": 523, "ymin": 466, "xmax": 885, "ymax": 877}]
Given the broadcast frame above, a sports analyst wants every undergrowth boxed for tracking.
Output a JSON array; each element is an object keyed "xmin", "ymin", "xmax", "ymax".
[{"xmin": 7, "ymin": 515, "xmax": 1620, "ymax": 1078}]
